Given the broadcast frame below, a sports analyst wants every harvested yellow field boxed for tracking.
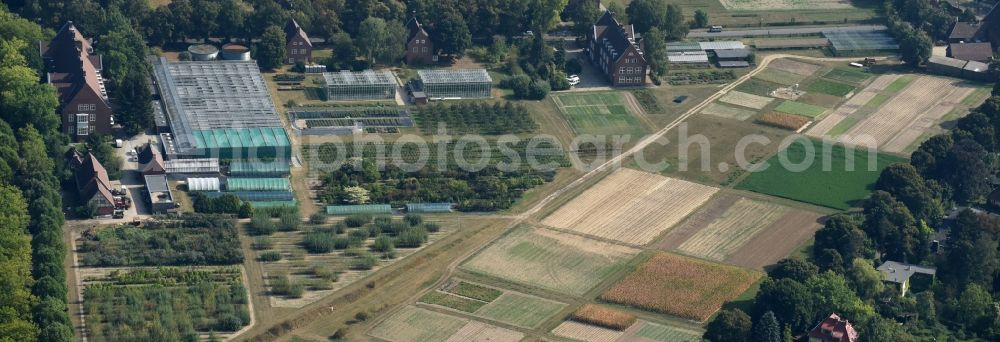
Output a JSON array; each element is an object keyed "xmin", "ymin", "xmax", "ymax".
[
  {"xmin": 444, "ymin": 321, "xmax": 524, "ymax": 342},
  {"xmin": 551, "ymin": 320, "xmax": 627, "ymax": 342},
  {"xmin": 542, "ymin": 168, "xmax": 718, "ymax": 245},
  {"xmin": 769, "ymin": 58, "xmax": 822, "ymax": 76},
  {"xmin": 460, "ymin": 226, "xmax": 640, "ymax": 296},
  {"xmin": 718, "ymin": 90, "xmax": 775, "ymax": 110},
  {"xmin": 677, "ymin": 198, "xmax": 790, "ymax": 261},
  {"xmin": 720, "ymin": 0, "xmax": 855, "ymax": 10}
]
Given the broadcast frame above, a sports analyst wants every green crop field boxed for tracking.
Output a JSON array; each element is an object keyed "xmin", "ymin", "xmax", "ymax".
[
  {"xmin": 735, "ymin": 78, "xmax": 784, "ymax": 97},
  {"xmin": 460, "ymin": 226, "xmax": 639, "ymax": 296},
  {"xmin": 807, "ymin": 79, "xmax": 857, "ymax": 97},
  {"xmin": 827, "ymin": 117, "xmax": 859, "ymax": 137},
  {"xmin": 634, "ymin": 322, "xmax": 704, "ymax": 342},
  {"xmin": 736, "ymin": 138, "xmax": 907, "ymax": 209},
  {"xmin": 420, "ymin": 291, "xmax": 488, "ymax": 313},
  {"xmin": 775, "ymin": 100, "xmax": 828, "ymax": 118},
  {"xmin": 822, "ymin": 68, "xmax": 871, "ymax": 84},
  {"xmin": 961, "ymin": 87, "xmax": 991, "ymax": 106},
  {"xmin": 475, "ymin": 292, "xmax": 567, "ymax": 328},
  {"xmin": 754, "ymin": 68, "xmax": 808, "ymax": 86},
  {"xmin": 552, "ymin": 92, "xmax": 648, "ymax": 137},
  {"xmin": 884, "ymin": 76, "xmax": 913, "ymax": 92}
]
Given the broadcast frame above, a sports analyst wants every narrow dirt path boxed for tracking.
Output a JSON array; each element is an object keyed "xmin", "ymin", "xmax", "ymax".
[{"xmin": 621, "ymin": 91, "xmax": 657, "ymax": 132}]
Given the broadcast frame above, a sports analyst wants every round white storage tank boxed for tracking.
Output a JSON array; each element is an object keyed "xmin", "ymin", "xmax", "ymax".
[
  {"xmin": 221, "ymin": 43, "xmax": 251, "ymax": 61},
  {"xmin": 188, "ymin": 44, "xmax": 219, "ymax": 61}
]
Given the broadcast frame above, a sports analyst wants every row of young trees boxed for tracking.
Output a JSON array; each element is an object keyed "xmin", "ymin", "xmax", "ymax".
[
  {"xmin": 706, "ymin": 93, "xmax": 1000, "ymax": 341},
  {"xmin": 0, "ymin": 6, "xmax": 75, "ymax": 340}
]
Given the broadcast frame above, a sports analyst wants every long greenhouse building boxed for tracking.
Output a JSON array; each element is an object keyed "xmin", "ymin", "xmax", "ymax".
[
  {"xmin": 417, "ymin": 69, "xmax": 492, "ymax": 99},
  {"xmin": 151, "ymin": 57, "xmax": 291, "ymax": 160},
  {"xmin": 323, "ymin": 70, "xmax": 397, "ymax": 101}
]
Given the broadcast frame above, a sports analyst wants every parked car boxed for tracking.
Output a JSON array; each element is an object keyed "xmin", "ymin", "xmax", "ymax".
[
  {"xmin": 567, "ymin": 75, "xmax": 580, "ymax": 83},
  {"xmin": 709, "ymin": 25, "xmax": 723, "ymax": 33}
]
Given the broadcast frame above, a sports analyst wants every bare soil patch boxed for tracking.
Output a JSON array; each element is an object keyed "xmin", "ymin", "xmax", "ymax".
[
  {"xmin": 769, "ymin": 58, "xmax": 823, "ymax": 76},
  {"xmin": 725, "ymin": 210, "xmax": 824, "ymax": 269},
  {"xmin": 718, "ymin": 91, "xmax": 775, "ymax": 110},
  {"xmin": 552, "ymin": 320, "xmax": 627, "ymax": 342}
]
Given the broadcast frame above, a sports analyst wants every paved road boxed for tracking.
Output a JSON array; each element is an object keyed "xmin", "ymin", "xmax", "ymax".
[{"xmin": 688, "ymin": 24, "xmax": 887, "ymax": 38}]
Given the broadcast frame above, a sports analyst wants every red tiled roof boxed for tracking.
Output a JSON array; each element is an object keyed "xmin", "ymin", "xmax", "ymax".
[
  {"xmin": 73, "ymin": 152, "xmax": 114, "ymax": 205},
  {"xmin": 285, "ymin": 19, "xmax": 312, "ymax": 47},
  {"xmin": 41, "ymin": 21, "xmax": 109, "ymax": 109},
  {"xmin": 807, "ymin": 313, "xmax": 858, "ymax": 342}
]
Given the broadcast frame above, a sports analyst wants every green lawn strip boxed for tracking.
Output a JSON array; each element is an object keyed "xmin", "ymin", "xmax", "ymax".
[
  {"xmin": 806, "ymin": 79, "xmax": 857, "ymax": 97},
  {"xmin": 554, "ymin": 93, "xmax": 648, "ymax": 136},
  {"xmin": 635, "ymin": 322, "xmax": 704, "ymax": 342},
  {"xmin": 735, "ymin": 138, "xmax": 907, "ymax": 210},
  {"xmin": 447, "ymin": 282, "xmax": 502, "ymax": 302},
  {"xmin": 864, "ymin": 94, "xmax": 890, "ymax": 108},
  {"xmin": 735, "ymin": 78, "xmax": 784, "ymax": 97},
  {"xmin": 754, "ymin": 68, "xmax": 807, "ymax": 86},
  {"xmin": 419, "ymin": 291, "xmax": 488, "ymax": 313},
  {"xmin": 961, "ymin": 87, "xmax": 991, "ymax": 106},
  {"xmin": 774, "ymin": 100, "xmax": 828, "ymax": 118},
  {"xmin": 474, "ymin": 292, "xmax": 567, "ymax": 329},
  {"xmin": 822, "ymin": 68, "xmax": 871, "ymax": 84},
  {"xmin": 884, "ymin": 76, "xmax": 913, "ymax": 93},
  {"xmin": 827, "ymin": 117, "xmax": 859, "ymax": 137}
]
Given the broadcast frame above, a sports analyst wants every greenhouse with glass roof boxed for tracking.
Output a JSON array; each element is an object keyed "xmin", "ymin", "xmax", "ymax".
[{"xmin": 416, "ymin": 69, "xmax": 492, "ymax": 99}]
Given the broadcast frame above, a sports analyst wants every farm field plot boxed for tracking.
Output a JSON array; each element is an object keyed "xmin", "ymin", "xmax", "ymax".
[
  {"xmin": 810, "ymin": 75, "xmax": 986, "ymax": 154},
  {"xmin": 675, "ymin": 198, "xmax": 790, "ymax": 261},
  {"xmin": 657, "ymin": 194, "xmax": 825, "ymax": 268},
  {"xmin": 806, "ymin": 78, "xmax": 856, "ymax": 97},
  {"xmin": 552, "ymin": 92, "xmax": 648, "ymax": 137},
  {"xmin": 718, "ymin": 90, "xmax": 775, "ymax": 110},
  {"xmin": 735, "ymin": 78, "xmax": 784, "ymax": 97},
  {"xmin": 755, "ymin": 68, "xmax": 808, "ymax": 86},
  {"xmin": 551, "ymin": 321, "xmax": 626, "ymax": 342},
  {"xmin": 701, "ymin": 103, "xmax": 758, "ymax": 121},
  {"xmin": 805, "ymin": 74, "xmax": 901, "ymax": 137},
  {"xmin": 822, "ymin": 67, "xmax": 872, "ymax": 84},
  {"xmin": 632, "ymin": 321, "xmax": 705, "ymax": 342},
  {"xmin": 736, "ymin": 137, "xmax": 906, "ymax": 210},
  {"xmin": 460, "ymin": 226, "xmax": 639, "ymax": 296},
  {"xmin": 770, "ymin": 58, "xmax": 822, "ymax": 76},
  {"xmin": 418, "ymin": 279, "xmax": 568, "ymax": 328},
  {"xmin": 774, "ymin": 100, "xmax": 827, "ymax": 118},
  {"xmin": 257, "ymin": 215, "xmax": 472, "ymax": 308},
  {"xmin": 600, "ymin": 253, "xmax": 762, "ymax": 321},
  {"xmin": 542, "ymin": 168, "xmax": 719, "ymax": 245},
  {"xmin": 369, "ymin": 306, "xmax": 524, "ymax": 342},
  {"xmin": 719, "ymin": 0, "xmax": 856, "ymax": 10}
]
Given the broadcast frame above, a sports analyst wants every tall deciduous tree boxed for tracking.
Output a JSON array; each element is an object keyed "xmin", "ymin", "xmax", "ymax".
[
  {"xmin": 431, "ymin": 10, "xmax": 472, "ymax": 56},
  {"xmin": 0, "ymin": 184, "xmax": 37, "ymax": 341},
  {"xmin": 116, "ymin": 70, "xmax": 154, "ymax": 136},
  {"xmin": 693, "ymin": 9, "xmax": 709, "ymax": 28},
  {"xmin": 357, "ymin": 17, "xmax": 406, "ymax": 65},
  {"xmin": 642, "ymin": 29, "xmax": 668, "ymax": 76},
  {"xmin": 753, "ymin": 278, "xmax": 814, "ymax": 332},
  {"xmin": 626, "ymin": 0, "xmax": 666, "ymax": 34},
  {"xmin": 662, "ymin": 4, "xmax": 688, "ymax": 40},
  {"xmin": 256, "ymin": 25, "xmax": 287, "ymax": 70},
  {"xmin": 703, "ymin": 309, "xmax": 751, "ymax": 342},
  {"xmin": 566, "ymin": 0, "xmax": 601, "ymax": 36}
]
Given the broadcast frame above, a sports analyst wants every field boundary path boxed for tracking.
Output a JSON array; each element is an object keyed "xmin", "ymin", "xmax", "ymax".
[
  {"xmin": 688, "ymin": 24, "xmax": 887, "ymax": 38},
  {"xmin": 238, "ymin": 54, "xmax": 878, "ymax": 341}
]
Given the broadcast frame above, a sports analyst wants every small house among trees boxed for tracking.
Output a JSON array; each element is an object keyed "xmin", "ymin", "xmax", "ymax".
[
  {"xmin": 40, "ymin": 21, "xmax": 114, "ymax": 141},
  {"xmin": 807, "ymin": 313, "xmax": 858, "ymax": 342},
  {"xmin": 137, "ymin": 141, "xmax": 165, "ymax": 176},
  {"xmin": 284, "ymin": 19, "xmax": 312, "ymax": 64},
  {"xmin": 405, "ymin": 17, "xmax": 435, "ymax": 65},
  {"xmin": 67, "ymin": 150, "xmax": 115, "ymax": 216},
  {"xmin": 588, "ymin": 11, "xmax": 648, "ymax": 87}
]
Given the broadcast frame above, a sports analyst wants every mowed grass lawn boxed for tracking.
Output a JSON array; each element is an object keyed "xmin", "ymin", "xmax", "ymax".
[
  {"xmin": 806, "ymin": 78, "xmax": 857, "ymax": 97},
  {"xmin": 774, "ymin": 100, "xmax": 827, "ymax": 118},
  {"xmin": 634, "ymin": 322, "xmax": 704, "ymax": 342},
  {"xmin": 736, "ymin": 138, "xmax": 907, "ymax": 210},
  {"xmin": 553, "ymin": 92, "xmax": 648, "ymax": 137}
]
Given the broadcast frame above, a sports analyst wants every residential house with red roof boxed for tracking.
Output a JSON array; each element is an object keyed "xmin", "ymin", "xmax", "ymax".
[
  {"xmin": 808, "ymin": 313, "xmax": 859, "ymax": 342},
  {"xmin": 40, "ymin": 21, "xmax": 113, "ymax": 141},
  {"xmin": 68, "ymin": 150, "xmax": 115, "ymax": 216}
]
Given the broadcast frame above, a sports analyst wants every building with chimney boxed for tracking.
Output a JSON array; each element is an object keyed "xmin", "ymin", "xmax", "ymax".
[
  {"xmin": 405, "ymin": 17, "xmax": 435, "ymax": 65},
  {"xmin": 588, "ymin": 11, "xmax": 648, "ymax": 87},
  {"xmin": 284, "ymin": 19, "xmax": 312, "ymax": 64},
  {"xmin": 807, "ymin": 313, "xmax": 859, "ymax": 342},
  {"xmin": 40, "ymin": 21, "xmax": 113, "ymax": 141}
]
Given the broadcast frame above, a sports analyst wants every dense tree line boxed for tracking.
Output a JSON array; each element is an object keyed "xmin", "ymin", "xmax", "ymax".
[
  {"xmin": 78, "ymin": 215, "xmax": 244, "ymax": 267},
  {"xmin": 192, "ymin": 193, "xmax": 254, "ymax": 218},
  {"xmin": 706, "ymin": 94, "xmax": 1000, "ymax": 341},
  {"xmin": 0, "ymin": 7, "xmax": 74, "ymax": 340},
  {"xmin": 885, "ymin": 0, "xmax": 947, "ymax": 66}
]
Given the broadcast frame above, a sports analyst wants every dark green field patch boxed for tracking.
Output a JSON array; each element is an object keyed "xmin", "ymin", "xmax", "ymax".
[
  {"xmin": 736, "ymin": 138, "xmax": 906, "ymax": 210},
  {"xmin": 806, "ymin": 79, "xmax": 857, "ymax": 97}
]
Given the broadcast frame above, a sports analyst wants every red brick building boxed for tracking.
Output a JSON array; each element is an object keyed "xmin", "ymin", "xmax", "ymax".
[
  {"xmin": 405, "ymin": 17, "xmax": 435, "ymax": 65},
  {"xmin": 40, "ymin": 21, "xmax": 113, "ymax": 141},
  {"xmin": 284, "ymin": 19, "xmax": 312, "ymax": 64},
  {"xmin": 68, "ymin": 150, "xmax": 115, "ymax": 216},
  {"xmin": 588, "ymin": 11, "xmax": 648, "ymax": 87}
]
